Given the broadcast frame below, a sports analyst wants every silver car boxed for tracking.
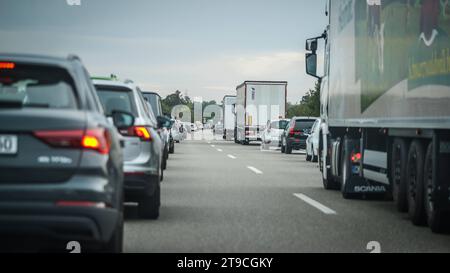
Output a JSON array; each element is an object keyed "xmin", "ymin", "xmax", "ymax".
[{"xmin": 93, "ymin": 78, "xmax": 163, "ymax": 219}]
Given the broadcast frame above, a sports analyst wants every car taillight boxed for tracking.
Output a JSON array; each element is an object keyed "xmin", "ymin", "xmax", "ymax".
[
  {"xmin": 34, "ymin": 128, "xmax": 111, "ymax": 154},
  {"xmin": 289, "ymin": 128, "xmax": 294, "ymax": 137},
  {"xmin": 0, "ymin": 62, "xmax": 15, "ymax": 69},
  {"xmin": 124, "ymin": 126, "xmax": 152, "ymax": 141},
  {"xmin": 56, "ymin": 201, "xmax": 107, "ymax": 208}
]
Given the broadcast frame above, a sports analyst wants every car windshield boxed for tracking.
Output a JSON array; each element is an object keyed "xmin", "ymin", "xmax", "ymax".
[
  {"xmin": 95, "ymin": 86, "xmax": 137, "ymax": 116},
  {"xmin": 142, "ymin": 93, "xmax": 162, "ymax": 117},
  {"xmin": 294, "ymin": 120, "xmax": 316, "ymax": 131},
  {"xmin": 0, "ymin": 63, "xmax": 77, "ymax": 109},
  {"xmin": 271, "ymin": 120, "xmax": 289, "ymax": 129}
]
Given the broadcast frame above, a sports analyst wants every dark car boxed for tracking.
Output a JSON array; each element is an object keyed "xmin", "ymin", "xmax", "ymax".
[
  {"xmin": 281, "ymin": 117, "xmax": 317, "ymax": 154},
  {"xmin": 0, "ymin": 54, "xmax": 131, "ymax": 252}
]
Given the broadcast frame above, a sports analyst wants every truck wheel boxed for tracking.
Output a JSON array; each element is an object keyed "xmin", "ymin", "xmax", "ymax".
[
  {"xmin": 407, "ymin": 140, "xmax": 426, "ymax": 226},
  {"xmin": 391, "ymin": 138, "xmax": 409, "ymax": 212},
  {"xmin": 138, "ymin": 183, "xmax": 160, "ymax": 220},
  {"xmin": 424, "ymin": 143, "xmax": 448, "ymax": 233},
  {"xmin": 340, "ymin": 140, "xmax": 355, "ymax": 199},
  {"xmin": 312, "ymin": 151, "xmax": 318, "ymax": 163}
]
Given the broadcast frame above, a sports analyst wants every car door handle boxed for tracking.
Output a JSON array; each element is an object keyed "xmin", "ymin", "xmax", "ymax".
[{"xmin": 120, "ymin": 139, "xmax": 125, "ymax": 148}]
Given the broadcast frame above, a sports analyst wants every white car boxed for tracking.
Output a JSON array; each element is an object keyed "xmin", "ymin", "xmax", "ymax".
[
  {"xmin": 261, "ymin": 119, "xmax": 290, "ymax": 150},
  {"xmin": 306, "ymin": 119, "xmax": 321, "ymax": 162}
]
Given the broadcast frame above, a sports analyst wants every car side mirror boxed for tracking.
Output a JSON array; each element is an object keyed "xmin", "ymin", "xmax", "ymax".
[
  {"xmin": 111, "ymin": 110, "xmax": 135, "ymax": 129},
  {"xmin": 306, "ymin": 38, "xmax": 318, "ymax": 52}
]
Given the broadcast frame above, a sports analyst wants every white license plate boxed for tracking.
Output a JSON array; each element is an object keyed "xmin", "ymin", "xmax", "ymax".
[{"xmin": 0, "ymin": 135, "xmax": 18, "ymax": 155}]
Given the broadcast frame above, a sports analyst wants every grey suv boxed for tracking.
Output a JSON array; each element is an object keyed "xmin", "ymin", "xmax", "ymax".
[
  {"xmin": 94, "ymin": 78, "xmax": 163, "ymax": 219},
  {"xmin": 0, "ymin": 54, "xmax": 128, "ymax": 252}
]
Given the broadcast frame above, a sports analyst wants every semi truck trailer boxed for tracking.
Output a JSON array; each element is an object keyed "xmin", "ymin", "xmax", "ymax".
[
  {"xmin": 305, "ymin": 0, "xmax": 450, "ymax": 233},
  {"xmin": 235, "ymin": 81, "xmax": 287, "ymax": 145},
  {"xmin": 223, "ymin": 95, "xmax": 236, "ymax": 141}
]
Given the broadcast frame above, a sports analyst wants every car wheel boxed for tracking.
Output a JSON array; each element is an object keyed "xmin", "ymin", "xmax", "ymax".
[
  {"xmin": 391, "ymin": 138, "xmax": 409, "ymax": 212},
  {"xmin": 162, "ymin": 150, "xmax": 167, "ymax": 170},
  {"xmin": 407, "ymin": 140, "xmax": 426, "ymax": 226},
  {"xmin": 169, "ymin": 143, "xmax": 175, "ymax": 154},
  {"xmin": 138, "ymin": 183, "xmax": 160, "ymax": 220},
  {"xmin": 281, "ymin": 138, "xmax": 286, "ymax": 153},
  {"xmin": 286, "ymin": 143, "xmax": 292, "ymax": 154}
]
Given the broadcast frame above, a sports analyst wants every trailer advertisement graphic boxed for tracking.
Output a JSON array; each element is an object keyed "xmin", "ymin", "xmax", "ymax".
[{"xmin": 355, "ymin": 0, "xmax": 450, "ymax": 112}]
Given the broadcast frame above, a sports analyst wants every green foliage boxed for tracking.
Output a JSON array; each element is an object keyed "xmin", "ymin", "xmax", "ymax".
[
  {"xmin": 287, "ymin": 81, "xmax": 320, "ymax": 118},
  {"xmin": 160, "ymin": 90, "xmax": 218, "ymax": 122}
]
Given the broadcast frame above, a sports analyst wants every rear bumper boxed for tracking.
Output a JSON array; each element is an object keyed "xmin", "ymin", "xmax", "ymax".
[
  {"xmin": 0, "ymin": 203, "xmax": 119, "ymax": 245},
  {"xmin": 287, "ymin": 138, "xmax": 307, "ymax": 149},
  {"xmin": 124, "ymin": 171, "xmax": 159, "ymax": 199}
]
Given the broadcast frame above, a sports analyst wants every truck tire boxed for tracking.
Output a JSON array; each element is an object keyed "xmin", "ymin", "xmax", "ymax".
[
  {"xmin": 424, "ymin": 143, "xmax": 448, "ymax": 233},
  {"xmin": 340, "ymin": 137, "xmax": 356, "ymax": 199},
  {"xmin": 312, "ymin": 154, "xmax": 318, "ymax": 163},
  {"xmin": 391, "ymin": 138, "xmax": 409, "ymax": 212},
  {"xmin": 407, "ymin": 140, "xmax": 426, "ymax": 226},
  {"xmin": 138, "ymin": 184, "xmax": 160, "ymax": 220}
]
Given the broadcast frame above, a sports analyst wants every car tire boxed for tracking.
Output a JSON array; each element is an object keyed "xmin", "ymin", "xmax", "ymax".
[
  {"xmin": 101, "ymin": 215, "xmax": 123, "ymax": 253},
  {"xmin": 281, "ymin": 138, "xmax": 286, "ymax": 153},
  {"xmin": 169, "ymin": 143, "xmax": 175, "ymax": 154},
  {"xmin": 162, "ymin": 149, "xmax": 167, "ymax": 170},
  {"xmin": 138, "ymin": 184, "xmax": 160, "ymax": 220},
  {"xmin": 407, "ymin": 140, "xmax": 426, "ymax": 226},
  {"xmin": 286, "ymin": 143, "xmax": 292, "ymax": 154},
  {"xmin": 391, "ymin": 138, "xmax": 409, "ymax": 212}
]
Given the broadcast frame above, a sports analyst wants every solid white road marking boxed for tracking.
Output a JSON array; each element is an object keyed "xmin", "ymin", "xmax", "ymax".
[
  {"xmin": 217, "ymin": 149, "xmax": 223, "ymax": 152},
  {"xmin": 211, "ymin": 145, "xmax": 215, "ymax": 148},
  {"xmin": 227, "ymin": 154, "xmax": 236, "ymax": 159},
  {"xmin": 247, "ymin": 166, "xmax": 263, "ymax": 174},
  {"xmin": 293, "ymin": 193, "xmax": 337, "ymax": 215}
]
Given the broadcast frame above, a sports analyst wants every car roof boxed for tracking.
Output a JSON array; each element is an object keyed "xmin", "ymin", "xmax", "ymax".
[
  {"xmin": 142, "ymin": 91, "xmax": 161, "ymax": 97},
  {"xmin": 92, "ymin": 78, "xmax": 137, "ymax": 90},
  {"xmin": 292, "ymin": 116, "xmax": 319, "ymax": 120}
]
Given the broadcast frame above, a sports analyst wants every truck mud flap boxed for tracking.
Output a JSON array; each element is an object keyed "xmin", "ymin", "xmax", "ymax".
[{"xmin": 343, "ymin": 176, "xmax": 388, "ymax": 195}]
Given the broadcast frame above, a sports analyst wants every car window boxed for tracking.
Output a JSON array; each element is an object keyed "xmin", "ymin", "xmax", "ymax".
[
  {"xmin": 294, "ymin": 119, "xmax": 315, "ymax": 130},
  {"xmin": 0, "ymin": 63, "xmax": 78, "ymax": 109},
  {"xmin": 142, "ymin": 93, "xmax": 162, "ymax": 117},
  {"xmin": 94, "ymin": 86, "xmax": 137, "ymax": 116}
]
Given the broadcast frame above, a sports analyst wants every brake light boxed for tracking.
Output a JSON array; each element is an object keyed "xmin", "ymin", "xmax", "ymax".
[
  {"xmin": 83, "ymin": 129, "xmax": 111, "ymax": 154},
  {"xmin": 123, "ymin": 126, "xmax": 152, "ymax": 141},
  {"xmin": 0, "ymin": 62, "xmax": 15, "ymax": 69},
  {"xmin": 351, "ymin": 152, "xmax": 362, "ymax": 163},
  {"xmin": 289, "ymin": 128, "xmax": 294, "ymax": 136},
  {"xmin": 34, "ymin": 128, "xmax": 111, "ymax": 154}
]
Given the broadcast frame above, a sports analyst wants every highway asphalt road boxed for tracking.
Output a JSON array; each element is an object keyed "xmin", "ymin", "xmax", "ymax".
[{"xmin": 124, "ymin": 134, "xmax": 450, "ymax": 253}]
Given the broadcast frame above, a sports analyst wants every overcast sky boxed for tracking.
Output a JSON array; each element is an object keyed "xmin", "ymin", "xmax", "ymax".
[{"xmin": 0, "ymin": 0, "xmax": 328, "ymax": 103}]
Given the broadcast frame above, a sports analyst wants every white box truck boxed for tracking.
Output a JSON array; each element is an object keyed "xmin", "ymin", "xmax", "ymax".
[
  {"xmin": 305, "ymin": 0, "xmax": 450, "ymax": 233},
  {"xmin": 235, "ymin": 81, "xmax": 287, "ymax": 144},
  {"xmin": 222, "ymin": 95, "xmax": 236, "ymax": 141}
]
